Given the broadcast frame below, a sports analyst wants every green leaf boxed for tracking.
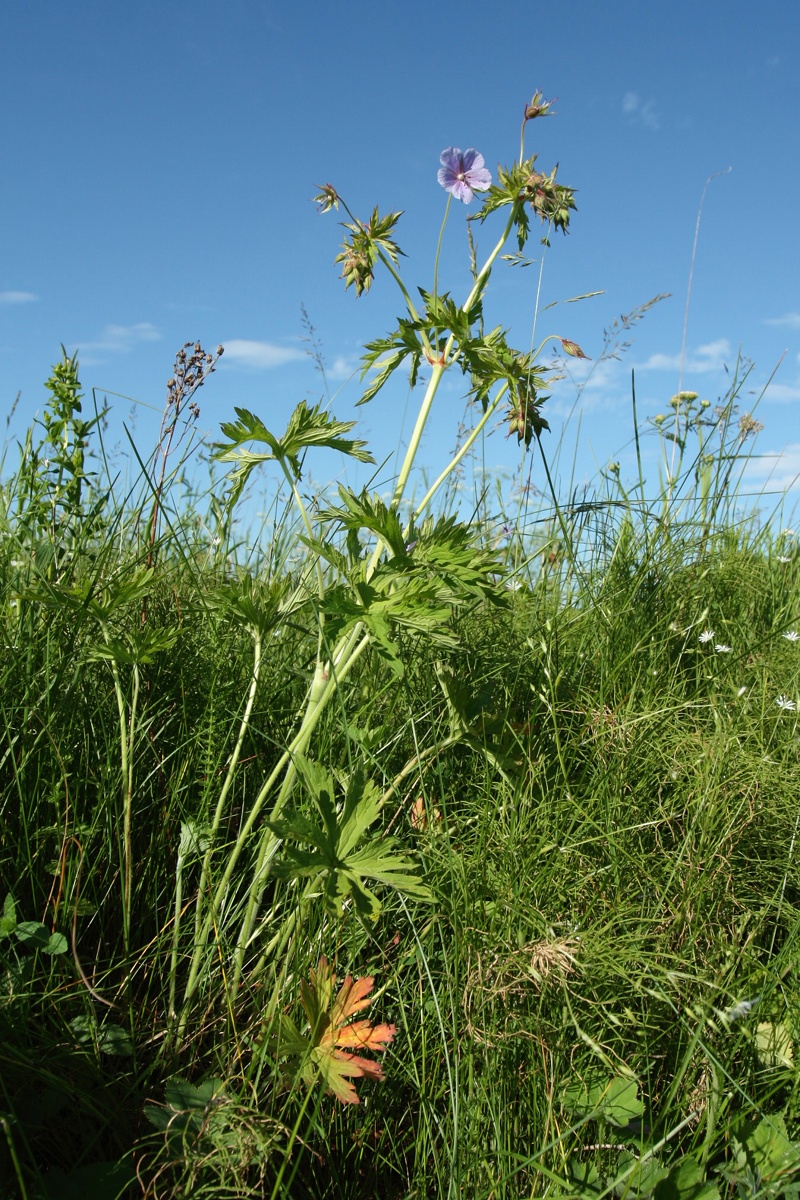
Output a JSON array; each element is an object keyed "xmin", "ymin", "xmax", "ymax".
[
  {"xmin": 145, "ymin": 1076, "xmax": 226, "ymax": 1140},
  {"xmin": 0, "ymin": 893, "xmax": 16, "ymax": 937},
  {"xmin": 14, "ymin": 920, "xmax": 53, "ymax": 950},
  {"xmin": 165, "ymin": 1076, "xmax": 226, "ymax": 1111},
  {"xmin": 604, "ymin": 1076, "xmax": 645, "ymax": 1128},
  {"xmin": 70, "ymin": 1015, "xmax": 133, "ymax": 1055},
  {"xmin": 564, "ymin": 1159, "xmax": 603, "ymax": 1197},
  {"xmin": 739, "ymin": 1113, "xmax": 800, "ymax": 1184},
  {"xmin": 26, "ymin": 566, "xmax": 155, "ymax": 623},
  {"xmin": 654, "ymin": 1156, "xmax": 720, "ymax": 1200},
  {"xmin": 358, "ymin": 320, "xmax": 424, "ymax": 405},
  {"xmin": 335, "ymin": 207, "xmax": 404, "ymax": 297},
  {"xmin": 38, "ymin": 1159, "xmax": 136, "ymax": 1200},
  {"xmin": 44, "ymin": 931, "xmax": 68, "ymax": 955},
  {"xmin": 754, "ymin": 1020, "xmax": 794, "ymax": 1069},
  {"xmin": 87, "ymin": 624, "xmax": 178, "ymax": 667},
  {"xmin": 319, "ymin": 488, "xmax": 407, "ymax": 558},
  {"xmin": 268, "ymin": 762, "xmax": 432, "ymax": 919},
  {"xmin": 561, "ymin": 1071, "xmax": 643, "ymax": 1128},
  {"xmin": 612, "ymin": 1150, "xmax": 668, "ymax": 1197},
  {"xmin": 213, "ymin": 401, "xmax": 374, "ymax": 503},
  {"xmin": 179, "ymin": 820, "xmax": 210, "ymax": 860}
]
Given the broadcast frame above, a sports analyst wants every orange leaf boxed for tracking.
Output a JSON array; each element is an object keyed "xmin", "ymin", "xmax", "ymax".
[{"xmin": 303, "ymin": 958, "xmax": 396, "ymax": 1105}]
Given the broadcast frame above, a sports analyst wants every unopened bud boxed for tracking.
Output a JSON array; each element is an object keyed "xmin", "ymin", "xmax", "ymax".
[{"xmin": 560, "ymin": 338, "xmax": 590, "ymax": 360}]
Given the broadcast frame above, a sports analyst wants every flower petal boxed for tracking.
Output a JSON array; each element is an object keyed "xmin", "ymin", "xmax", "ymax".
[{"xmin": 439, "ymin": 147, "xmax": 463, "ymax": 171}]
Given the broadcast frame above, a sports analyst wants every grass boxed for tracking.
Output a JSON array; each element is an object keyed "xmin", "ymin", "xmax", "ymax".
[{"xmin": 1, "ymin": 344, "xmax": 799, "ymax": 1200}]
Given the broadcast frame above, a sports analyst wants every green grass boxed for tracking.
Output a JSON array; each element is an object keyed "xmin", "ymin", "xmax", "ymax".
[{"xmin": 1, "ymin": 350, "xmax": 799, "ymax": 1199}]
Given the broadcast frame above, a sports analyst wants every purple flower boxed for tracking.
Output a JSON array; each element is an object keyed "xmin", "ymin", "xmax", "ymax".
[{"xmin": 437, "ymin": 148, "xmax": 492, "ymax": 204}]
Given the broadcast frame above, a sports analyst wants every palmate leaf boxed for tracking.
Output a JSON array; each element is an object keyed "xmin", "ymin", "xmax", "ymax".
[
  {"xmin": 25, "ymin": 566, "xmax": 155, "ymax": 623},
  {"xmin": 417, "ymin": 289, "xmax": 482, "ymax": 347},
  {"xmin": 321, "ymin": 580, "xmax": 456, "ymax": 678},
  {"xmin": 299, "ymin": 957, "xmax": 396, "ymax": 1104},
  {"xmin": 212, "ymin": 401, "xmax": 375, "ymax": 505},
  {"xmin": 86, "ymin": 624, "xmax": 178, "ymax": 667},
  {"xmin": 318, "ymin": 487, "xmax": 407, "ymax": 558},
  {"xmin": 357, "ymin": 292, "xmax": 484, "ymax": 405},
  {"xmin": 315, "ymin": 505, "xmax": 505, "ymax": 673},
  {"xmin": 267, "ymin": 761, "xmax": 432, "ymax": 919},
  {"xmin": 359, "ymin": 320, "xmax": 424, "ymax": 405}
]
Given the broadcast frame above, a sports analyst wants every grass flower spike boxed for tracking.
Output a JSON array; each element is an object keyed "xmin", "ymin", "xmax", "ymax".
[{"xmin": 437, "ymin": 147, "xmax": 492, "ymax": 204}]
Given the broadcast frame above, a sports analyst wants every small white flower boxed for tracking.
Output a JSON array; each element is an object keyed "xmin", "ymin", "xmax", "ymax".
[
  {"xmin": 782, "ymin": 631, "xmax": 799, "ymax": 642},
  {"xmin": 781, "ymin": 528, "xmax": 795, "ymax": 538},
  {"xmin": 723, "ymin": 996, "xmax": 761, "ymax": 1024},
  {"xmin": 776, "ymin": 695, "xmax": 796, "ymax": 711},
  {"xmin": 715, "ymin": 644, "xmax": 731, "ymax": 653},
  {"xmin": 505, "ymin": 579, "xmax": 523, "ymax": 590},
  {"xmin": 698, "ymin": 629, "xmax": 715, "ymax": 643},
  {"xmin": 778, "ymin": 555, "xmax": 792, "ymax": 564}
]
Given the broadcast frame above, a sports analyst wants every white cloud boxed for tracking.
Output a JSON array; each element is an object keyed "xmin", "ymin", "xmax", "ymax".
[
  {"xmin": 636, "ymin": 339, "xmax": 732, "ymax": 374},
  {"xmin": 743, "ymin": 442, "xmax": 800, "ymax": 494},
  {"xmin": 622, "ymin": 91, "xmax": 660, "ymax": 131},
  {"xmin": 328, "ymin": 355, "xmax": 358, "ymax": 382},
  {"xmin": 764, "ymin": 312, "xmax": 800, "ymax": 330},
  {"xmin": 761, "ymin": 379, "xmax": 800, "ymax": 404},
  {"xmin": 79, "ymin": 322, "xmax": 161, "ymax": 360},
  {"xmin": 0, "ymin": 290, "xmax": 38, "ymax": 304},
  {"xmin": 223, "ymin": 339, "xmax": 305, "ymax": 369}
]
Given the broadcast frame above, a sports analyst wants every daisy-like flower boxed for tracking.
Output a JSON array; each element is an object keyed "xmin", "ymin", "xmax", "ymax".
[
  {"xmin": 778, "ymin": 555, "xmax": 792, "ymax": 564},
  {"xmin": 776, "ymin": 694, "xmax": 796, "ymax": 711},
  {"xmin": 698, "ymin": 629, "xmax": 715, "ymax": 643},
  {"xmin": 437, "ymin": 148, "xmax": 492, "ymax": 204},
  {"xmin": 782, "ymin": 631, "xmax": 799, "ymax": 642},
  {"xmin": 715, "ymin": 644, "xmax": 731, "ymax": 654}
]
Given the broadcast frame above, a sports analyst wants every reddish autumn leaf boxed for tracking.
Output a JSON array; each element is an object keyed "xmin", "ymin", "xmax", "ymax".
[{"xmin": 300, "ymin": 957, "xmax": 396, "ymax": 1105}]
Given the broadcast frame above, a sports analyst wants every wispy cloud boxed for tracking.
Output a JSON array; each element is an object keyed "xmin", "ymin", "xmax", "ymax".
[
  {"xmin": 744, "ymin": 442, "xmax": 800, "ymax": 494},
  {"xmin": 622, "ymin": 91, "xmax": 660, "ymax": 131},
  {"xmin": 328, "ymin": 355, "xmax": 358, "ymax": 382},
  {"xmin": 0, "ymin": 290, "xmax": 38, "ymax": 305},
  {"xmin": 761, "ymin": 379, "xmax": 800, "ymax": 404},
  {"xmin": 764, "ymin": 312, "xmax": 800, "ymax": 330},
  {"xmin": 636, "ymin": 338, "xmax": 732, "ymax": 374},
  {"xmin": 223, "ymin": 339, "xmax": 306, "ymax": 369},
  {"xmin": 78, "ymin": 322, "xmax": 161, "ymax": 362}
]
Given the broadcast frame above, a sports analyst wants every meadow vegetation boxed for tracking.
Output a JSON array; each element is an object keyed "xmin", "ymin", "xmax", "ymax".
[{"xmin": 2, "ymin": 97, "xmax": 800, "ymax": 1199}]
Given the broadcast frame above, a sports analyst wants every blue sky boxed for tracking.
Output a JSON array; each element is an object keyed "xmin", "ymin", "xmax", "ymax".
[{"xmin": 2, "ymin": 0, "xmax": 799, "ymax": 521}]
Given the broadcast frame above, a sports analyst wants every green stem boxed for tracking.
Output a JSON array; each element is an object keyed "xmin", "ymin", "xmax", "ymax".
[
  {"xmin": 432, "ymin": 193, "xmax": 452, "ymax": 304},
  {"xmin": 412, "ymin": 383, "xmax": 509, "ymax": 521},
  {"xmin": 177, "ymin": 629, "xmax": 371, "ymax": 1034},
  {"xmin": 105, "ymin": 631, "xmax": 134, "ymax": 957},
  {"xmin": 461, "ymin": 202, "xmax": 519, "ymax": 317},
  {"xmin": 179, "ymin": 626, "xmax": 263, "ymax": 1032},
  {"xmin": 167, "ymin": 852, "xmax": 185, "ymax": 1030},
  {"xmin": 238, "ymin": 205, "xmax": 522, "ymax": 958},
  {"xmin": 281, "ymin": 460, "xmax": 325, "ymax": 604},
  {"xmin": 182, "ymin": 194, "xmax": 526, "ymax": 1026}
]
